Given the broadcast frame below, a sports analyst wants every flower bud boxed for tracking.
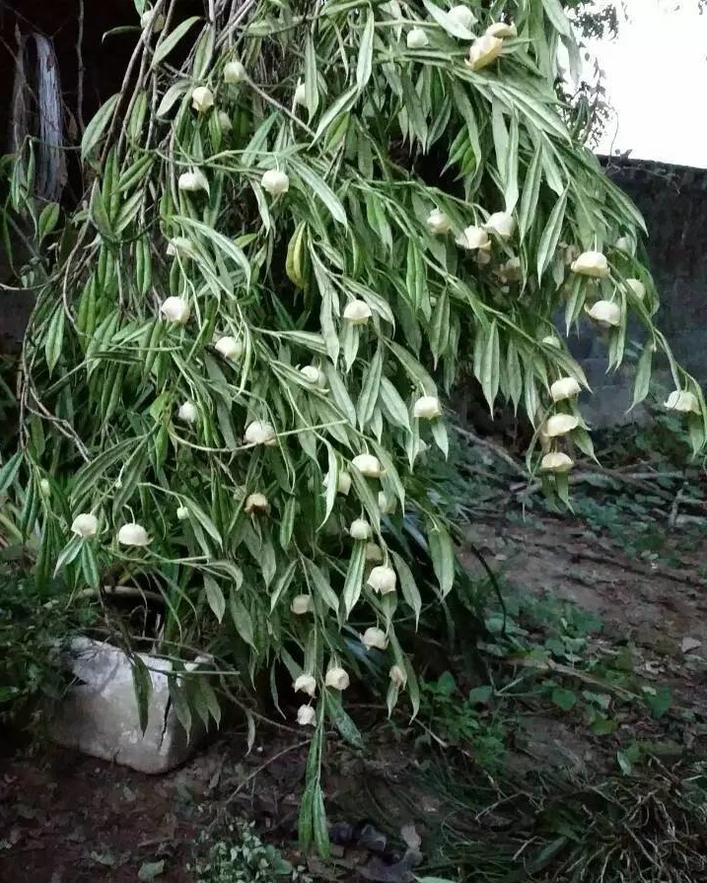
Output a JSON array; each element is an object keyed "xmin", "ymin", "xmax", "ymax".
[
  {"xmin": 325, "ymin": 667, "xmax": 350, "ymax": 690},
  {"xmin": 297, "ymin": 704, "xmax": 316, "ymax": 726},
  {"xmin": 39, "ymin": 478, "xmax": 51, "ymax": 497},
  {"xmin": 72, "ymin": 513, "xmax": 98, "ymax": 538},
  {"xmin": 140, "ymin": 8, "xmax": 165, "ymax": 32},
  {"xmin": 664, "ymin": 390, "xmax": 700, "ymax": 414},
  {"xmin": 550, "ymin": 377, "xmax": 581, "ymax": 402},
  {"xmin": 244, "ymin": 420, "xmax": 277, "ymax": 447},
  {"xmin": 586, "ymin": 300, "xmax": 621, "ymax": 327},
  {"xmin": 544, "ymin": 414, "xmax": 579, "ymax": 438},
  {"xmin": 486, "ymin": 21, "xmax": 517, "ymax": 38},
  {"xmin": 426, "ymin": 209, "xmax": 451, "ymax": 235},
  {"xmin": 166, "ymin": 236, "xmax": 197, "ymax": 259},
  {"xmin": 160, "ymin": 296, "xmax": 190, "ymax": 324},
  {"xmin": 349, "ymin": 518, "xmax": 372, "ymax": 541},
  {"xmin": 571, "ymin": 250, "xmax": 610, "ymax": 278},
  {"xmin": 413, "ymin": 395, "xmax": 442, "ymax": 419},
  {"xmin": 541, "ymin": 452, "xmax": 574, "ymax": 473},
  {"xmin": 244, "ymin": 492, "xmax": 270, "ymax": 516},
  {"xmin": 499, "ymin": 256, "xmax": 522, "ymax": 282},
  {"xmin": 294, "ymin": 673, "xmax": 317, "ymax": 697},
  {"xmin": 178, "ymin": 169, "xmax": 209, "ymax": 193},
  {"xmin": 352, "ymin": 453, "xmax": 383, "ymax": 479},
  {"xmin": 378, "ymin": 492, "xmax": 396, "ymax": 515},
  {"xmin": 466, "ymin": 34, "xmax": 503, "ymax": 71},
  {"xmin": 215, "ymin": 336, "xmax": 244, "ymax": 361},
  {"xmin": 191, "ymin": 86, "xmax": 214, "ymax": 114},
  {"xmin": 177, "ymin": 506, "xmax": 190, "ymax": 521},
  {"xmin": 224, "ymin": 60, "xmax": 247, "ymax": 84},
  {"xmin": 448, "ymin": 5, "xmax": 477, "ymax": 30},
  {"xmin": 178, "ymin": 401, "xmax": 198, "ymax": 424},
  {"xmin": 294, "ymin": 81, "xmax": 307, "ymax": 106},
  {"xmin": 365, "ymin": 542, "xmax": 384, "ymax": 563},
  {"xmin": 484, "ymin": 211, "xmax": 515, "ymax": 239},
  {"xmin": 300, "ymin": 365, "xmax": 325, "ymax": 386},
  {"xmin": 291, "ymin": 594, "xmax": 314, "ymax": 615},
  {"xmin": 362, "ymin": 627, "xmax": 388, "ymax": 651},
  {"xmin": 343, "ymin": 299, "xmax": 372, "ymax": 325},
  {"xmin": 117, "ymin": 522, "xmax": 150, "ymax": 547},
  {"xmin": 389, "ymin": 664, "xmax": 407, "ymax": 687},
  {"xmin": 456, "ymin": 225, "xmax": 491, "ymax": 251},
  {"xmin": 367, "ymin": 565, "xmax": 397, "ymax": 595},
  {"xmin": 615, "ymin": 235, "xmax": 633, "ymax": 254},
  {"xmin": 218, "ymin": 110, "xmax": 232, "ymax": 132},
  {"xmin": 626, "ymin": 278, "xmax": 645, "ymax": 300},
  {"xmin": 406, "ymin": 27, "xmax": 429, "ymax": 49},
  {"xmin": 324, "ymin": 470, "xmax": 352, "ymax": 496},
  {"xmin": 261, "ymin": 169, "xmax": 289, "ymax": 195}
]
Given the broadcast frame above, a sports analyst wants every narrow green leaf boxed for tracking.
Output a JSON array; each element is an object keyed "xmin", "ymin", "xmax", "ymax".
[
  {"xmin": 342, "ymin": 541, "xmax": 366, "ymax": 617},
  {"xmin": 536, "ymin": 188, "xmax": 567, "ymax": 282},
  {"xmin": 152, "ymin": 16, "xmax": 201, "ymax": 66},
  {"xmin": 356, "ymin": 9, "xmax": 375, "ymax": 90},
  {"xmin": 81, "ymin": 93, "xmax": 120, "ymax": 160}
]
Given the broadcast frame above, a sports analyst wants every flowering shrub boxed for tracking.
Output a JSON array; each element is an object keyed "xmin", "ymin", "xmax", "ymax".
[{"xmin": 4, "ymin": 0, "xmax": 705, "ymax": 851}]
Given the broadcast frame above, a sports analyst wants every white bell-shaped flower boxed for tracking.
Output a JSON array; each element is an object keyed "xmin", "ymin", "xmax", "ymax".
[
  {"xmin": 571, "ymin": 250, "xmax": 610, "ymax": 278},
  {"xmin": 160, "ymin": 296, "xmax": 190, "ymax": 324},
  {"xmin": 40, "ymin": 479, "xmax": 51, "ymax": 498},
  {"xmin": 466, "ymin": 34, "xmax": 503, "ymax": 71},
  {"xmin": 367, "ymin": 564, "xmax": 397, "ymax": 595},
  {"xmin": 352, "ymin": 453, "xmax": 383, "ymax": 478},
  {"xmin": 71, "ymin": 513, "xmax": 98, "ymax": 539},
  {"xmin": 586, "ymin": 300, "xmax": 621, "ymax": 327},
  {"xmin": 541, "ymin": 452, "xmax": 574, "ymax": 473},
  {"xmin": 191, "ymin": 86, "xmax": 214, "ymax": 113},
  {"xmin": 544, "ymin": 414, "xmax": 579, "ymax": 438},
  {"xmin": 297, "ymin": 704, "xmax": 316, "ymax": 726},
  {"xmin": 349, "ymin": 518, "xmax": 372, "ymax": 541},
  {"xmin": 244, "ymin": 420, "xmax": 277, "ymax": 447},
  {"xmin": 343, "ymin": 299, "xmax": 372, "ymax": 325},
  {"xmin": 178, "ymin": 169, "xmax": 209, "ymax": 193},
  {"xmin": 294, "ymin": 81, "xmax": 307, "ymax": 106},
  {"xmin": 214, "ymin": 336, "xmax": 243, "ymax": 361},
  {"xmin": 378, "ymin": 492, "xmax": 396, "ymax": 515},
  {"xmin": 413, "ymin": 395, "xmax": 442, "ymax": 419},
  {"xmin": 406, "ymin": 27, "xmax": 429, "ymax": 49},
  {"xmin": 291, "ymin": 594, "xmax": 314, "ymax": 615},
  {"xmin": 484, "ymin": 211, "xmax": 515, "ymax": 239},
  {"xmin": 325, "ymin": 667, "xmax": 350, "ymax": 690},
  {"xmin": 365, "ymin": 542, "xmax": 384, "ymax": 563},
  {"xmin": 486, "ymin": 21, "xmax": 517, "ymax": 38},
  {"xmin": 426, "ymin": 208, "xmax": 452, "ymax": 235},
  {"xmin": 362, "ymin": 627, "xmax": 389, "ymax": 651},
  {"xmin": 456, "ymin": 225, "xmax": 491, "ymax": 250},
  {"xmin": 140, "ymin": 8, "xmax": 165, "ymax": 32},
  {"xmin": 300, "ymin": 365, "xmax": 325, "ymax": 386},
  {"xmin": 261, "ymin": 169, "xmax": 289, "ymax": 195},
  {"xmin": 664, "ymin": 390, "xmax": 700, "ymax": 414},
  {"xmin": 218, "ymin": 110, "xmax": 233, "ymax": 132},
  {"xmin": 176, "ymin": 506, "xmax": 190, "ymax": 521},
  {"xmin": 448, "ymin": 5, "xmax": 477, "ymax": 30},
  {"xmin": 294, "ymin": 673, "xmax": 317, "ymax": 697},
  {"xmin": 626, "ymin": 278, "xmax": 646, "ymax": 300},
  {"xmin": 117, "ymin": 522, "xmax": 150, "ymax": 547},
  {"xmin": 324, "ymin": 470, "xmax": 352, "ymax": 496},
  {"xmin": 550, "ymin": 377, "xmax": 581, "ymax": 402},
  {"xmin": 244, "ymin": 492, "xmax": 270, "ymax": 516},
  {"xmin": 389, "ymin": 664, "xmax": 407, "ymax": 687},
  {"xmin": 224, "ymin": 60, "xmax": 247, "ymax": 83},
  {"xmin": 177, "ymin": 401, "xmax": 198, "ymax": 424}
]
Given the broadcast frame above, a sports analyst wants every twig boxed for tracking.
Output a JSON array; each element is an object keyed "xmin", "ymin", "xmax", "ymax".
[
  {"xmin": 455, "ymin": 426, "xmax": 527, "ymax": 478},
  {"xmin": 224, "ymin": 740, "xmax": 310, "ymax": 805},
  {"xmin": 76, "ymin": 0, "xmax": 85, "ymax": 132}
]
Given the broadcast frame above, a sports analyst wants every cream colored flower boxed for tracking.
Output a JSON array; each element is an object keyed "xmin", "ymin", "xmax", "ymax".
[
  {"xmin": 466, "ymin": 34, "xmax": 503, "ymax": 71},
  {"xmin": 343, "ymin": 299, "xmax": 372, "ymax": 325},
  {"xmin": 486, "ymin": 21, "xmax": 517, "ymax": 38},
  {"xmin": 294, "ymin": 81, "xmax": 307, "ymax": 106},
  {"xmin": 191, "ymin": 86, "xmax": 214, "ymax": 114},
  {"xmin": 178, "ymin": 401, "xmax": 198, "ymax": 424},
  {"xmin": 261, "ymin": 169, "xmax": 289, "ymax": 195},
  {"xmin": 448, "ymin": 4, "xmax": 477, "ymax": 30},
  {"xmin": 484, "ymin": 211, "xmax": 515, "ymax": 239},
  {"xmin": 378, "ymin": 492, "xmax": 396, "ymax": 515},
  {"xmin": 39, "ymin": 479, "xmax": 51, "ymax": 497},
  {"xmin": 499, "ymin": 256, "xmax": 522, "ymax": 282},
  {"xmin": 176, "ymin": 506, "xmax": 189, "ymax": 521},
  {"xmin": 413, "ymin": 395, "xmax": 442, "ymax": 419},
  {"xmin": 117, "ymin": 522, "xmax": 150, "ymax": 547},
  {"xmin": 140, "ymin": 8, "xmax": 165, "ymax": 32},
  {"xmin": 544, "ymin": 414, "xmax": 579, "ymax": 438},
  {"xmin": 362, "ymin": 627, "xmax": 389, "ymax": 651},
  {"xmin": 626, "ymin": 278, "xmax": 646, "ymax": 300},
  {"xmin": 352, "ymin": 453, "xmax": 383, "ymax": 478},
  {"xmin": 223, "ymin": 60, "xmax": 247, "ymax": 84},
  {"xmin": 297, "ymin": 704, "xmax": 316, "ymax": 726},
  {"xmin": 325, "ymin": 667, "xmax": 350, "ymax": 690},
  {"xmin": 664, "ymin": 390, "xmax": 700, "ymax": 414},
  {"xmin": 244, "ymin": 492, "xmax": 270, "ymax": 516},
  {"xmin": 541, "ymin": 452, "xmax": 574, "ymax": 473},
  {"xmin": 291, "ymin": 594, "xmax": 314, "ymax": 615},
  {"xmin": 367, "ymin": 565, "xmax": 397, "ymax": 595},
  {"xmin": 586, "ymin": 300, "xmax": 621, "ymax": 327},
  {"xmin": 349, "ymin": 518, "xmax": 372, "ymax": 541},
  {"xmin": 550, "ymin": 377, "xmax": 581, "ymax": 403},
  {"xmin": 406, "ymin": 27, "xmax": 429, "ymax": 49},
  {"xmin": 324, "ymin": 470, "xmax": 352, "ymax": 496},
  {"xmin": 294, "ymin": 673, "xmax": 316, "ymax": 697},
  {"xmin": 389, "ymin": 664, "xmax": 407, "ymax": 687},
  {"xmin": 215, "ymin": 336, "xmax": 243, "ymax": 361},
  {"xmin": 571, "ymin": 250, "xmax": 610, "ymax": 278},
  {"xmin": 456, "ymin": 225, "xmax": 491, "ymax": 250},
  {"xmin": 426, "ymin": 209, "xmax": 452, "ymax": 235},
  {"xmin": 300, "ymin": 365, "xmax": 325, "ymax": 386},
  {"xmin": 365, "ymin": 542, "xmax": 384, "ymax": 563},
  {"xmin": 160, "ymin": 296, "xmax": 190, "ymax": 324},
  {"xmin": 218, "ymin": 110, "xmax": 233, "ymax": 132},
  {"xmin": 71, "ymin": 513, "xmax": 98, "ymax": 539},
  {"xmin": 244, "ymin": 420, "xmax": 277, "ymax": 447},
  {"xmin": 178, "ymin": 169, "xmax": 209, "ymax": 193}
]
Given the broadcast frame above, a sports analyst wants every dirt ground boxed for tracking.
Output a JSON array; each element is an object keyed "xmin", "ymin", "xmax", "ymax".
[{"xmin": 1, "ymin": 511, "xmax": 706, "ymax": 882}]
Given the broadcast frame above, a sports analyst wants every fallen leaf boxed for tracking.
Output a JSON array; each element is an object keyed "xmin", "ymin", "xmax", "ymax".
[
  {"xmin": 400, "ymin": 823, "xmax": 421, "ymax": 851},
  {"xmin": 681, "ymin": 637, "xmax": 702, "ymax": 654},
  {"xmin": 138, "ymin": 859, "xmax": 166, "ymax": 880}
]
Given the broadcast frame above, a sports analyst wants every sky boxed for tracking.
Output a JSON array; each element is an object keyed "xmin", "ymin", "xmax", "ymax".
[{"xmin": 588, "ymin": 0, "xmax": 707, "ymax": 168}]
